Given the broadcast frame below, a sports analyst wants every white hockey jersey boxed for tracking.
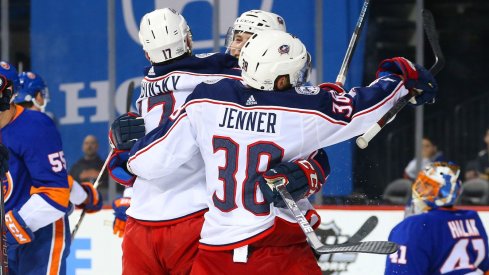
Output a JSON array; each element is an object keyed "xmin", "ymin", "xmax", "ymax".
[
  {"xmin": 128, "ymin": 75, "xmax": 409, "ymax": 248},
  {"xmin": 126, "ymin": 53, "xmax": 241, "ymax": 223}
]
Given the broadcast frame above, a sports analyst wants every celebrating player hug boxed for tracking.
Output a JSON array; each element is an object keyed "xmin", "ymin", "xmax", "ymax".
[
  {"xmin": 2, "ymin": 2, "xmax": 487, "ymax": 275},
  {"xmin": 125, "ymin": 26, "xmax": 437, "ymax": 273}
]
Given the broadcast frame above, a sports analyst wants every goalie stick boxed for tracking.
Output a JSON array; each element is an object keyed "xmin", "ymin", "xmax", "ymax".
[
  {"xmin": 336, "ymin": 0, "xmax": 370, "ymax": 85},
  {"xmin": 274, "ymin": 180, "xmax": 398, "ymax": 254},
  {"xmin": 356, "ymin": 9, "xmax": 445, "ymax": 149}
]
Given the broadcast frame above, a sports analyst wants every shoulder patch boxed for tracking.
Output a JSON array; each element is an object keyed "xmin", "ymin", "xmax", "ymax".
[
  {"xmin": 195, "ymin": 53, "xmax": 217, "ymax": 58},
  {"xmin": 295, "ymin": 86, "xmax": 320, "ymax": 95}
]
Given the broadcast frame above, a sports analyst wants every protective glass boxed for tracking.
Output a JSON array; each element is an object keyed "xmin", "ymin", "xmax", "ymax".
[{"xmin": 224, "ymin": 27, "xmax": 253, "ymax": 58}]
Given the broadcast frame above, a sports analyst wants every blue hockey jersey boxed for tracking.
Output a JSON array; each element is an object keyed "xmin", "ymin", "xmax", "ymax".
[
  {"xmin": 385, "ymin": 208, "xmax": 489, "ymax": 275},
  {"xmin": 2, "ymin": 105, "xmax": 70, "ymax": 231}
]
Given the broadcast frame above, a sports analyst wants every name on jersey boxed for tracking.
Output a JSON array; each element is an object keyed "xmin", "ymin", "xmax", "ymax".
[
  {"xmin": 447, "ymin": 219, "xmax": 480, "ymax": 239},
  {"xmin": 140, "ymin": 76, "xmax": 181, "ymax": 98},
  {"xmin": 218, "ymin": 107, "xmax": 279, "ymax": 134}
]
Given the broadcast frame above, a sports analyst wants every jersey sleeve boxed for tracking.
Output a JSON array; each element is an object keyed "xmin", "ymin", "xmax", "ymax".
[
  {"xmin": 313, "ymin": 75, "xmax": 409, "ymax": 150},
  {"xmin": 127, "ymin": 109, "xmax": 199, "ymax": 180},
  {"xmin": 384, "ymin": 219, "xmax": 432, "ymax": 275},
  {"xmin": 17, "ymin": 115, "xmax": 70, "ymax": 231}
]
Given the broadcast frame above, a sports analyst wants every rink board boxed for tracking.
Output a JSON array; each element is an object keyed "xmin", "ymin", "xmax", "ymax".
[{"xmin": 67, "ymin": 206, "xmax": 489, "ymax": 275}]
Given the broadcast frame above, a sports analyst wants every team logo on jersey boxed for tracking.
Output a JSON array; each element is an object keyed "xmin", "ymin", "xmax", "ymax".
[
  {"xmin": 316, "ymin": 220, "xmax": 358, "ymax": 273},
  {"xmin": 295, "ymin": 86, "xmax": 320, "ymax": 95},
  {"xmin": 0, "ymin": 61, "xmax": 10, "ymax": 70},
  {"xmin": 278, "ymin": 45, "xmax": 290, "ymax": 55},
  {"xmin": 246, "ymin": 95, "xmax": 257, "ymax": 106},
  {"xmin": 3, "ymin": 172, "xmax": 13, "ymax": 202},
  {"xmin": 27, "ymin": 72, "xmax": 36, "ymax": 79}
]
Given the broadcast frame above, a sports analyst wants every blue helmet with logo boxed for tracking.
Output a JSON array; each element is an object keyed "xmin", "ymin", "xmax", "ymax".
[
  {"xmin": 0, "ymin": 61, "xmax": 21, "ymax": 93},
  {"xmin": 16, "ymin": 71, "xmax": 49, "ymax": 110}
]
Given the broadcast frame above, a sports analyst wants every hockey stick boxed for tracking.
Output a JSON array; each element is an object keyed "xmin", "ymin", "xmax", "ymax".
[
  {"xmin": 70, "ymin": 150, "xmax": 112, "ymax": 240},
  {"xmin": 274, "ymin": 180, "xmax": 398, "ymax": 254},
  {"xmin": 0, "ymin": 171, "xmax": 7, "ymax": 275},
  {"xmin": 345, "ymin": 215, "xmax": 378, "ymax": 244},
  {"xmin": 0, "ymin": 132, "xmax": 8, "ymax": 274},
  {"xmin": 71, "ymin": 81, "xmax": 136, "ymax": 240},
  {"xmin": 356, "ymin": 9, "xmax": 445, "ymax": 149},
  {"xmin": 336, "ymin": 0, "xmax": 370, "ymax": 85},
  {"xmin": 126, "ymin": 81, "xmax": 135, "ymax": 113}
]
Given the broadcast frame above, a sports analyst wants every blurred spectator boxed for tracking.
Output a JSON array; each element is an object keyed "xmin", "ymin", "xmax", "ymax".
[
  {"xmin": 464, "ymin": 160, "xmax": 479, "ymax": 181},
  {"xmin": 403, "ymin": 137, "xmax": 445, "ymax": 180},
  {"xmin": 69, "ymin": 135, "xmax": 107, "ymax": 185},
  {"xmin": 475, "ymin": 128, "xmax": 489, "ymax": 181}
]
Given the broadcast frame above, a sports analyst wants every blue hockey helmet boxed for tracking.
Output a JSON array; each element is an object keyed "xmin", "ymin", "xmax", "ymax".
[
  {"xmin": 0, "ymin": 61, "xmax": 21, "ymax": 92},
  {"xmin": 16, "ymin": 71, "xmax": 49, "ymax": 110},
  {"xmin": 412, "ymin": 161, "xmax": 461, "ymax": 212}
]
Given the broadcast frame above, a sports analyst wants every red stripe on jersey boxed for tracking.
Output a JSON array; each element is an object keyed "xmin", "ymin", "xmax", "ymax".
[
  {"xmin": 199, "ymin": 214, "xmax": 319, "ymax": 251},
  {"xmin": 199, "ymin": 224, "xmax": 275, "ymax": 251},
  {"xmin": 352, "ymin": 81, "xmax": 404, "ymax": 118},
  {"xmin": 183, "ymin": 99, "xmax": 349, "ymax": 126},
  {"xmin": 130, "ymin": 208, "xmax": 208, "ymax": 227},
  {"xmin": 144, "ymin": 71, "xmax": 242, "ymax": 82}
]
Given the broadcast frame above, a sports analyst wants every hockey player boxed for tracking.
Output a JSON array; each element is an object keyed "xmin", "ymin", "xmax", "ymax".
[
  {"xmin": 15, "ymin": 71, "xmax": 49, "ymax": 112},
  {"xmin": 107, "ymin": 8, "xmax": 241, "ymax": 274},
  {"xmin": 111, "ymin": 8, "xmax": 291, "ymax": 239},
  {"xmin": 126, "ymin": 30, "xmax": 437, "ymax": 273},
  {"xmin": 0, "ymin": 61, "xmax": 71, "ymax": 274},
  {"xmin": 225, "ymin": 10, "xmax": 286, "ymax": 58},
  {"xmin": 107, "ymin": 8, "xmax": 329, "ymax": 274},
  {"xmin": 385, "ymin": 162, "xmax": 489, "ymax": 274},
  {"xmin": 15, "ymin": 71, "xmax": 102, "ymax": 216}
]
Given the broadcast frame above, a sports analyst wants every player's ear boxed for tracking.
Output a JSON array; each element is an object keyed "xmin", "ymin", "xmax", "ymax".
[
  {"xmin": 144, "ymin": 52, "xmax": 151, "ymax": 62},
  {"xmin": 274, "ymin": 75, "xmax": 291, "ymax": 90}
]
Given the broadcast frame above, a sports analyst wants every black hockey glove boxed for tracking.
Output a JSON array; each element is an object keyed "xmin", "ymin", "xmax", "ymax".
[
  {"xmin": 0, "ymin": 144, "xmax": 8, "ymax": 175},
  {"xmin": 0, "ymin": 75, "xmax": 13, "ymax": 112},
  {"xmin": 109, "ymin": 112, "xmax": 145, "ymax": 151},
  {"xmin": 377, "ymin": 57, "xmax": 438, "ymax": 106}
]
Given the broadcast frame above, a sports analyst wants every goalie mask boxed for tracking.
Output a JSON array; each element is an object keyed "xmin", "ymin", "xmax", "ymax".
[
  {"xmin": 138, "ymin": 8, "xmax": 192, "ymax": 63},
  {"xmin": 411, "ymin": 162, "xmax": 461, "ymax": 213},
  {"xmin": 225, "ymin": 10, "xmax": 286, "ymax": 58},
  {"xmin": 16, "ymin": 71, "xmax": 49, "ymax": 111},
  {"xmin": 239, "ymin": 30, "xmax": 311, "ymax": 91}
]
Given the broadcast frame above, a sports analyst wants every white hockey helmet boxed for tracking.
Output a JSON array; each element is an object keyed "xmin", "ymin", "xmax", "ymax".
[
  {"xmin": 233, "ymin": 10, "xmax": 286, "ymax": 34},
  {"xmin": 239, "ymin": 30, "xmax": 311, "ymax": 91},
  {"xmin": 226, "ymin": 10, "xmax": 286, "ymax": 56},
  {"xmin": 138, "ymin": 8, "xmax": 192, "ymax": 63}
]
